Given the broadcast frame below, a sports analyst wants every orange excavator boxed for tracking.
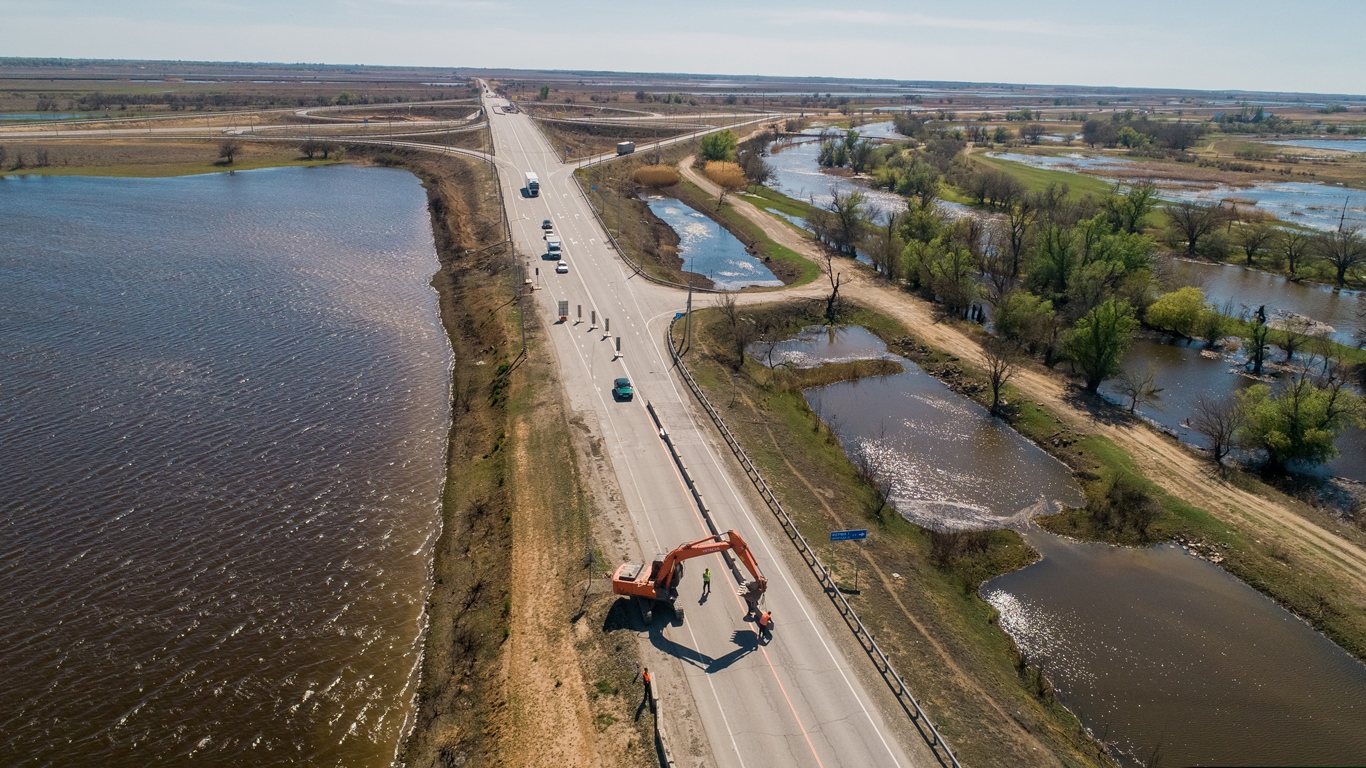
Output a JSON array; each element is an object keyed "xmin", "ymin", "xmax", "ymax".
[{"xmin": 612, "ymin": 529, "xmax": 767, "ymax": 623}]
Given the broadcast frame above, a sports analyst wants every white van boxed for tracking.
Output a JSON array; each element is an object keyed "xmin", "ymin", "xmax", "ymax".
[{"xmin": 546, "ymin": 236, "xmax": 562, "ymax": 254}]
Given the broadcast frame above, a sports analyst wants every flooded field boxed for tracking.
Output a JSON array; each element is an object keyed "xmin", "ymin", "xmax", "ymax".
[
  {"xmin": 1101, "ymin": 337, "xmax": 1366, "ymax": 482},
  {"xmin": 645, "ymin": 195, "xmax": 782, "ymax": 288},
  {"xmin": 768, "ymin": 124, "xmax": 909, "ymax": 213},
  {"xmin": 760, "ymin": 326, "xmax": 1082, "ymax": 530},
  {"xmin": 986, "ymin": 532, "xmax": 1366, "ymax": 767},
  {"xmin": 1171, "ymin": 258, "xmax": 1362, "ymax": 345},
  {"xmin": 0, "ymin": 167, "xmax": 450, "ymax": 766},
  {"xmin": 989, "ymin": 150, "xmax": 1366, "ymax": 231},
  {"xmin": 1264, "ymin": 137, "xmax": 1366, "ymax": 153}
]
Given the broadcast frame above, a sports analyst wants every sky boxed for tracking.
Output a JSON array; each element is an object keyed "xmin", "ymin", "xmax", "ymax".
[{"xmin": 4, "ymin": 0, "xmax": 1364, "ymax": 95}]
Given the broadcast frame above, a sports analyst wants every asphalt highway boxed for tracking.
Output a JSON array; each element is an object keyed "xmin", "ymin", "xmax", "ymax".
[{"xmin": 482, "ymin": 87, "xmax": 928, "ymax": 768}]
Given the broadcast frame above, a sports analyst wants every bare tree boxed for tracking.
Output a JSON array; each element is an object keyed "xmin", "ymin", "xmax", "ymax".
[
  {"xmin": 1004, "ymin": 199, "xmax": 1035, "ymax": 278},
  {"xmin": 1234, "ymin": 221, "xmax": 1275, "ymax": 267},
  {"xmin": 853, "ymin": 439, "xmax": 893, "ymax": 523},
  {"xmin": 299, "ymin": 139, "xmax": 329, "ymax": 159},
  {"xmin": 717, "ymin": 291, "xmax": 754, "ymax": 370},
  {"xmin": 1115, "ymin": 366, "xmax": 1164, "ymax": 414},
  {"xmin": 1317, "ymin": 201, "xmax": 1365, "ymax": 287},
  {"xmin": 863, "ymin": 206, "xmax": 903, "ymax": 282},
  {"xmin": 983, "ymin": 337, "xmax": 1020, "ymax": 416},
  {"xmin": 1165, "ymin": 201, "xmax": 1223, "ymax": 258},
  {"xmin": 1190, "ymin": 395, "xmax": 1246, "ymax": 473},
  {"xmin": 982, "ymin": 227, "xmax": 1015, "ymax": 306},
  {"xmin": 824, "ymin": 252, "xmax": 844, "ymax": 324},
  {"xmin": 218, "ymin": 139, "xmax": 244, "ymax": 165},
  {"xmin": 1245, "ymin": 305, "xmax": 1272, "ymax": 375},
  {"xmin": 1278, "ymin": 228, "xmax": 1313, "ymax": 280},
  {"xmin": 822, "ymin": 187, "xmax": 866, "ymax": 256}
]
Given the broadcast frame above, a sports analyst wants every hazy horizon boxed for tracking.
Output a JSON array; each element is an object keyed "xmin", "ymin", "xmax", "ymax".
[{"xmin": 4, "ymin": 0, "xmax": 1364, "ymax": 95}]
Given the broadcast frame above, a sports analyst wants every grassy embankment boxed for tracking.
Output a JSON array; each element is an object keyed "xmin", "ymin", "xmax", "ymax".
[
  {"xmin": 576, "ymin": 142, "xmax": 703, "ymax": 286},
  {"xmin": 680, "ymin": 300, "xmax": 1111, "ymax": 767},
  {"xmin": 965, "ymin": 152, "xmax": 1115, "ymax": 200},
  {"xmin": 737, "ymin": 183, "xmax": 818, "ymax": 227},
  {"xmin": 347, "ymin": 147, "xmax": 655, "ymax": 768}
]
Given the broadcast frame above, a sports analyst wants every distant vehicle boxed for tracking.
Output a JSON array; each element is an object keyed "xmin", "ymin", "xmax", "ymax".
[
  {"xmin": 546, "ymin": 236, "xmax": 562, "ymax": 253},
  {"xmin": 541, "ymin": 219, "xmax": 553, "ymax": 230},
  {"xmin": 616, "ymin": 141, "xmax": 635, "ymax": 155},
  {"xmin": 524, "ymin": 171, "xmax": 539, "ymax": 197},
  {"xmin": 612, "ymin": 377, "xmax": 634, "ymax": 400},
  {"xmin": 556, "ymin": 260, "xmax": 569, "ymax": 274}
]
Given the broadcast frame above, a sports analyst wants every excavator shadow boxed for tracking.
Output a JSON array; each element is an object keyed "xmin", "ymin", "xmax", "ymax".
[{"xmin": 645, "ymin": 618, "xmax": 759, "ymax": 674}]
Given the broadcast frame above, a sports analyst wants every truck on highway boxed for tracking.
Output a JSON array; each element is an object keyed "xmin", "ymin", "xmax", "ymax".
[
  {"xmin": 524, "ymin": 171, "xmax": 540, "ymax": 197},
  {"xmin": 616, "ymin": 142, "xmax": 635, "ymax": 155}
]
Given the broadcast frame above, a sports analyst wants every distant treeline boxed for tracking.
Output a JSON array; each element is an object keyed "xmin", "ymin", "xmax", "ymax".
[{"xmin": 33, "ymin": 91, "xmax": 437, "ymax": 112}]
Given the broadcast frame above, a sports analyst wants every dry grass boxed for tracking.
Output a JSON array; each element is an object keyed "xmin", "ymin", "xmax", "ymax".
[
  {"xmin": 703, "ymin": 160, "xmax": 746, "ymax": 189},
  {"xmin": 631, "ymin": 164, "xmax": 680, "ymax": 187}
]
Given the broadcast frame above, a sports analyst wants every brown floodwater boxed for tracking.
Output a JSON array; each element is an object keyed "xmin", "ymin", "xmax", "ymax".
[
  {"xmin": 986, "ymin": 532, "xmax": 1366, "ymax": 766},
  {"xmin": 762, "ymin": 326, "xmax": 1083, "ymax": 530},
  {"xmin": 0, "ymin": 168, "xmax": 450, "ymax": 765}
]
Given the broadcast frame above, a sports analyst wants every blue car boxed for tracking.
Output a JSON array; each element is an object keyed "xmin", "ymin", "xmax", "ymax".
[{"xmin": 612, "ymin": 377, "xmax": 634, "ymax": 401}]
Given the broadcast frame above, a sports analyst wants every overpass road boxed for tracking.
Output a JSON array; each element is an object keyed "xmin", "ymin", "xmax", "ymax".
[{"xmin": 481, "ymin": 87, "xmax": 932, "ymax": 768}]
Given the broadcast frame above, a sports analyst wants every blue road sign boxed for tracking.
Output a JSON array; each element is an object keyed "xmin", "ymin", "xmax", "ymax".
[{"xmin": 830, "ymin": 529, "xmax": 867, "ymax": 542}]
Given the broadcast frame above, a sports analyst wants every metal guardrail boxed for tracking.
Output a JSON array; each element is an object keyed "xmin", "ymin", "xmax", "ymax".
[{"xmin": 665, "ymin": 318, "xmax": 963, "ymax": 768}]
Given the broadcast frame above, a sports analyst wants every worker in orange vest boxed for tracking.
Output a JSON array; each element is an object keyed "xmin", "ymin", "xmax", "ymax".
[
  {"xmin": 757, "ymin": 610, "xmax": 773, "ymax": 640},
  {"xmin": 642, "ymin": 667, "xmax": 653, "ymax": 710}
]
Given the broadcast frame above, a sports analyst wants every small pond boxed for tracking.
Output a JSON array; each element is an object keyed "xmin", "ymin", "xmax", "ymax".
[
  {"xmin": 645, "ymin": 195, "xmax": 782, "ymax": 289},
  {"xmin": 756, "ymin": 326, "xmax": 1083, "ymax": 530},
  {"xmin": 986, "ymin": 531, "xmax": 1366, "ymax": 767}
]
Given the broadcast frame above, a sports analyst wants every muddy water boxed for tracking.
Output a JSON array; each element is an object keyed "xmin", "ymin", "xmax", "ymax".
[
  {"xmin": 0, "ymin": 167, "xmax": 450, "ymax": 766},
  {"xmin": 1171, "ymin": 258, "xmax": 1362, "ymax": 345},
  {"xmin": 759, "ymin": 326, "xmax": 1082, "ymax": 530},
  {"xmin": 644, "ymin": 195, "xmax": 782, "ymax": 289},
  {"xmin": 986, "ymin": 532, "xmax": 1366, "ymax": 767}
]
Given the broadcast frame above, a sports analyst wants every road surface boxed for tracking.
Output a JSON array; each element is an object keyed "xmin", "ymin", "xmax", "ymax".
[{"xmin": 481, "ymin": 88, "xmax": 930, "ymax": 768}]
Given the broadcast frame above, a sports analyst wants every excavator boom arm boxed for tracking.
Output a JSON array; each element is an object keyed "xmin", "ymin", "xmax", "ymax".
[
  {"xmin": 611, "ymin": 529, "xmax": 767, "ymax": 608},
  {"xmin": 657, "ymin": 530, "xmax": 765, "ymax": 591}
]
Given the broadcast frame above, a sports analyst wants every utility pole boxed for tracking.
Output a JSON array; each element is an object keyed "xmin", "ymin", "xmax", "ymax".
[{"xmin": 683, "ymin": 280, "xmax": 693, "ymax": 356}]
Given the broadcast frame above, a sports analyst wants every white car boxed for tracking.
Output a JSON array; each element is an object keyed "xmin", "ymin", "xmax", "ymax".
[{"xmin": 555, "ymin": 261, "xmax": 569, "ymax": 274}]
